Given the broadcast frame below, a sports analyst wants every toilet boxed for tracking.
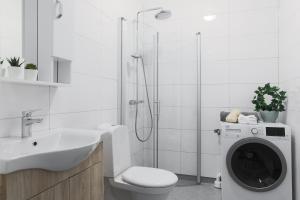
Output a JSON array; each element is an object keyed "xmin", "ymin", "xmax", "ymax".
[{"xmin": 101, "ymin": 125, "xmax": 178, "ymax": 200}]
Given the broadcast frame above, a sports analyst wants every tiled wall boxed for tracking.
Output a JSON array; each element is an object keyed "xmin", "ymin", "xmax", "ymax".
[
  {"xmin": 279, "ymin": 0, "xmax": 300, "ymax": 198},
  {"xmin": 142, "ymin": 0, "xmax": 280, "ymax": 178},
  {"xmin": 0, "ymin": 0, "xmax": 141, "ymax": 143}
]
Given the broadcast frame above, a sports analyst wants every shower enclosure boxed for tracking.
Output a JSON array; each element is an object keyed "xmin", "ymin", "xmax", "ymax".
[{"xmin": 118, "ymin": 16, "xmax": 202, "ymax": 183}]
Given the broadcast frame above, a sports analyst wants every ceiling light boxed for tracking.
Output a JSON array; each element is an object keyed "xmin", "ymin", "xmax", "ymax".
[{"xmin": 203, "ymin": 15, "xmax": 217, "ymax": 21}]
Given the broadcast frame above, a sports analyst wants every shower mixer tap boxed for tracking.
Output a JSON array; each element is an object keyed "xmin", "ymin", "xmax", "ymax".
[{"xmin": 129, "ymin": 100, "xmax": 144, "ymax": 105}]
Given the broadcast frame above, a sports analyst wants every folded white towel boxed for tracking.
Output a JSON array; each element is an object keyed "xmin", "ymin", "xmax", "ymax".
[{"xmin": 238, "ymin": 114, "xmax": 258, "ymax": 125}]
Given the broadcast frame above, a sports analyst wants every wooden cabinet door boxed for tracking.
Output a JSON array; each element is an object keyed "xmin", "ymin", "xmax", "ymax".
[
  {"xmin": 90, "ymin": 163, "xmax": 104, "ymax": 200},
  {"xmin": 69, "ymin": 169, "xmax": 91, "ymax": 200},
  {"xmin": 31, "ymin": 180, "xmax": 69, "ymax": 200}
]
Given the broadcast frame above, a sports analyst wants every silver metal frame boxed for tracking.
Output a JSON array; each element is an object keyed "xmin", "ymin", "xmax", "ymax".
[
  {"xmin": 196, "ymin": 32, "xmax": 202, "ymax": 184},
  {"xmin": 154, "ymin": 32, "xmax": 160, "ymax": 168},
  {"xmin": 117, "ymin": 17, "xmax": 126, "ymax": 125}
]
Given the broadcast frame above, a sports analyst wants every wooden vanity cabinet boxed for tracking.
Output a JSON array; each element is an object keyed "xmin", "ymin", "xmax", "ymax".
[{"xmin": 0, "ymin": 143, "xmax": 104, "ymax": 200}]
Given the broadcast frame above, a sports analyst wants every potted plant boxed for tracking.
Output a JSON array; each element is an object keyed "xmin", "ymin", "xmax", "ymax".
[
  {"xmin": 0, "ymin": 58, "xmax": 5, "ymax": 78},
  {"xmin": 252, "ymin": 83, "xmax": 287, "ymax": 123},
  {"xmin": 24, "ymin": 63, "xmax": 38, "ymax": 81},
  {"xmin": 6, "ymin": 57, "xmax": 25, "ymax": 80}
]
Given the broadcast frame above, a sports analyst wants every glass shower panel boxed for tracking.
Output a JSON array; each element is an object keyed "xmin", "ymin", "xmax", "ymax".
[
  {"xmin": 119, "ymin": 18, "xmax": 158, "ymax": 167},
  {"xmin": 140, "ymin": 24, "xmax": 159, "ymax": 168},
  {"xmin": 156, "ymin": 32, "xmax": 199, "ymax": 176}
]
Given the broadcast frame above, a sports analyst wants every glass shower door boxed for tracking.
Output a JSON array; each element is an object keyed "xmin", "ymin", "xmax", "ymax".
[{"xmin": 154, "ymin": 32, "xmax": 201, "ymax": 181}]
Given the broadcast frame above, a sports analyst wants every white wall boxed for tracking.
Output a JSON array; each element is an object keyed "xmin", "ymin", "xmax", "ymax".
[
  {"xmin": 0, "ymin": 0, "xmax": 141, "ymax": 140},
  {"xmin": 142, "ymin": 0, "xmax": 280, "ymax": 178},
  {"xmin": 279, "ymin": 0, "xmax": 300, "ymax": 199},
  {"xmin": 0, "ymin": 0, "xmax": 23, "ymax": 58}
]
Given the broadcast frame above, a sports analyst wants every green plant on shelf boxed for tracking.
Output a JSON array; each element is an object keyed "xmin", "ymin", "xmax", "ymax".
[
  {"xmin": 25, "ymin": 63, "xmax": 37, "ymax": 70},
  {"xmin": 252, "ymin": 83, "xmax": 287, "ymax": 112},
  {"xmin": 6, "ymin": 57, "xmax": 24, "ymax": 67}
]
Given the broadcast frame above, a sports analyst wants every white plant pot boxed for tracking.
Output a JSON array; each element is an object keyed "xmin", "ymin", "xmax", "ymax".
[
  {"xmin": 0, "ymin": 65, "xmax": 6, "ymax": 78},
  {"xmin": 24, "ymin": 69, "xmax": 38, "ymax": 81},
  {"xmin": 7, "ymin": 66, "xmax": 24, "ymax": 80}
]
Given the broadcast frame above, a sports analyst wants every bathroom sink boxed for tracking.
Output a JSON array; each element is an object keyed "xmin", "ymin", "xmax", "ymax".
[{"xmin": 0, "ymin": 129, "xmax": 103, "ymax": 174}]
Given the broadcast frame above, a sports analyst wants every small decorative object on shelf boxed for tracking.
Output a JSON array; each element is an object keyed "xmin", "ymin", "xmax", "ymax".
[
  {"xmin": 252, "ymin": 83, "xmax": 287, "ymax": 123},
  {"xmin": 6, "ymin": 57, "xmax": 25, "ymax": 80},
  {"xmin": 24, "ymin": 63, "xmax": 38, "ymax": 81}
]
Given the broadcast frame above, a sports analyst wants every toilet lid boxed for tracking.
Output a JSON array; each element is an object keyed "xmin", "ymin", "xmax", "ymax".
[{"xmin": 122, "ymin": 166, "xmax": 178, "ymax": 188}]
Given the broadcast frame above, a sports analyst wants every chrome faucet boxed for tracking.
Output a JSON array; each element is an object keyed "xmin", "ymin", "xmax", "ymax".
[{"xmin": 21, "ymin": 110, "xmax": 43, "ymax": 138}]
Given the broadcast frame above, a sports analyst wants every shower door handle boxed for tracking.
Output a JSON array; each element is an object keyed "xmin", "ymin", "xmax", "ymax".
[{"xmin": 154, "ymin": 101, "xmax": 161, "ymax": 119}]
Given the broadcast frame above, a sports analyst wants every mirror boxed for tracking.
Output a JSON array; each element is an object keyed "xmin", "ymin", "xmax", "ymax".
[
  {"xmin": 0, "ymin": 0, "xmax": 71, "ymax": 85},
  {"xmin": 0, "ymin": 0, "xmax": 38, "ymax": 66}
]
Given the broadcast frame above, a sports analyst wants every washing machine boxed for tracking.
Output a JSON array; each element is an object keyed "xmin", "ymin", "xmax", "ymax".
[{"xmin": 221, "ymin": 122, "xmax": 292, "ymax": 200}]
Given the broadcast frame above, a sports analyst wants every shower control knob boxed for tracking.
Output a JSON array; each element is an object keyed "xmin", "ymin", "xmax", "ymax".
[{"xmin": 251, "ymin": 128, "xmax": 259, "ymax": 135}]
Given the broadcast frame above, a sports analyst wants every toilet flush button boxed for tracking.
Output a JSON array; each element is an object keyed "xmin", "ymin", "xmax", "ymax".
[{"xmin": 251, "ymin": 128, "xmax": 259, "ymax": 135}]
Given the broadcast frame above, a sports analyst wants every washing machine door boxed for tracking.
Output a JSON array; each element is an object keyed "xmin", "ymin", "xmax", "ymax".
[{"xmin": 226, "ymin": 137, "xmax": 287, "ymax": 192}]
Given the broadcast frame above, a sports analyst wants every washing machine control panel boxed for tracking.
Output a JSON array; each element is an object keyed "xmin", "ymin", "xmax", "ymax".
[
  {"xmin": 221, "ymin": 122, "xmax": 291, "ymax": 139},
  {"xmin": 247, "ymin": 126, "xmax": 263, "ymax": 136},
  {"xmin": 250, "ymin": 127, "xmax": 259, "ymax": 135}
]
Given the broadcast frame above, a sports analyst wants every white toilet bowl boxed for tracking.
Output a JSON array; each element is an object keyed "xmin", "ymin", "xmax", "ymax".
[{"xmin": 100, "ymin": 125, "xmax": 178, "ymax": 200}]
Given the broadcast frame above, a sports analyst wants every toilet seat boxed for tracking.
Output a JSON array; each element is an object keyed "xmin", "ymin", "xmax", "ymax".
[{"xmin": 121, "ymin": 166, "xmax": 178, "ymax": 188}]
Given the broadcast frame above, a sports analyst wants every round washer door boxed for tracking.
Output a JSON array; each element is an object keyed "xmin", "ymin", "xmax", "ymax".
[{"xmin": 226, "ymin": 137, "xmax": 287, "ymax": 192}]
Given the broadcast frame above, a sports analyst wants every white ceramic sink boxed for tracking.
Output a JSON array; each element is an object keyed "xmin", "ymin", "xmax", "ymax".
[{"xmin": 0, "ymin": 129, "xmax": 103, "ymax": 174}]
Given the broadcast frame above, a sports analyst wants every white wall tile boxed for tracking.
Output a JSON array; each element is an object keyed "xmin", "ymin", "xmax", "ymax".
[
  {"xmin": 202, "ymin": 131, "xmax": 221, "ymax": 154},
  {"xmin": 50, "ymin": 110, "xmax": 100, "ymax": 130},
  {"xmin": 229, "ymin": 58, "xmax": 278, "ymax": 84},
  {"xmin": 181, "ymin": 130, "xmax": 197, "ymax": 153},
  {"xmin": 158, "ymin": 129, "xmax": 181, "ymax": 151},
  {"xmin": 229, "ymin": 33, "xmax": 278, "ymax": 59},
  {"xmin": 202, "ymin": 84, "xmax": 230, "ymax": 107},
  {"xmin": 229, "ymin": 0, "xmax": 279, "ymax": 11},
  {"xmin": 50, "ymin": 74, "xmax": 104, "ymax": 114},
  {"xmin": 230, "ymin": 8, "xmax": 278, "ymax": 35},
  {"xmin": 181, "ymin": 152, "xmax": 197, "ymax": 176},
  {"xmin": 159, "ymin": 107, "xmax": 180, "ymax": 129},
  {"xmin": 202, "ymin": 60, "xmax": 229, "ymax": 84},
  {"xmin": 0, "ymin": 83, "xmax": 49, "ymax": 119},
  {"xmin": 158, "ymin": 150, "xmax": 181, "ymax": 174},
  {"xmin": 229, "ymin": 83, "xmax": 260, "ymax": 108},
  {"xmin": 180, "ymin": 107, "xmax": 197, "ymax": 130},
  {"xmin": 202, "ymin": 36, "xmax": 229, "ymax": 61},
  {"xmin": 201, "ymin": 154, "xmax": 221, "ymax": 177},
  {"xmin": 158, "ymin": 61, "xmax": 181, "ymax": 85},
  {"xmin": 201, "ymin": 107, "xmax": 227, "ymax": 131},
  {"xmin": 180, "ymin": 85, "xmax": 197, "ymax": 107},
  {"xmin": 180, "ymin": 61, "xmax": 198, "ymax": 85},
  {"xmin": 159, "ymin": 85, "xmax": 180, "ymax": 107}
]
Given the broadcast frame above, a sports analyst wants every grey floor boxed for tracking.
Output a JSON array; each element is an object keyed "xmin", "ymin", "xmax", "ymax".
[
  {"xmin": 105, "ymin": 177, "xmax": 222, "ymax": 200},
  {"xmin": 167, "ymin": 178, "xmax": 221, "ymax": 200}
]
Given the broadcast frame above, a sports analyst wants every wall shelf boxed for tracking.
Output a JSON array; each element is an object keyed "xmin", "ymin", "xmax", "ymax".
[{"xmin": 0, "ymin": 78, "xmax": 70, "ymax": 87}]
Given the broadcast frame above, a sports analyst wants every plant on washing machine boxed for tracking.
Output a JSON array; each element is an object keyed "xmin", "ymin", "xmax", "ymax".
[{"xmin": 252, "ymin": 83, "xmax": 287, "ymax": 123}]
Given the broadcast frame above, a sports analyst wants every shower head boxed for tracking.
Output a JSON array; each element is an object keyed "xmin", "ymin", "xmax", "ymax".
[
  {"xmin": 137, "ymin": 7, "xmax": 172, "ymax": 20},
  {"xmin": 155, "ymin": 10, "xmax": 172, "ymax": 20}
]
